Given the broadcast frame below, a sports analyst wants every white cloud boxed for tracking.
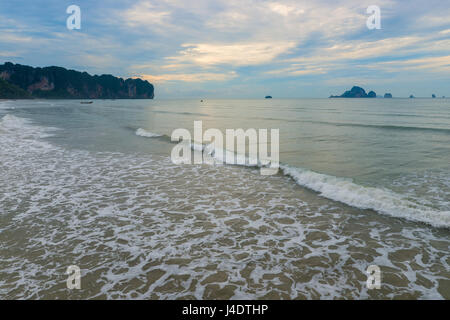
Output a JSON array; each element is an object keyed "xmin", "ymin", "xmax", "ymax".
[
  {"xmin": 3, "ymin": 0, "xmax": 450, "ymax": 97},
  {"xmin": 167, "ymin": 42, "xmax": 296, "ymax": 67},
  {"xmin": 266, "ymin": 65, "xmax": 327, "ymax": 76},
  {"xmin": 0, "ymin": 51, "xmax": 20, "ymax": 57},
  {"xmin": 122, "ymin": 1, "xmax": 172, "ymax": 27},
  {"xmin": 267, "ymin": 2, "xmax": 305, "ymax": 16},
  {"xmin": 268, "ymin": 33, "xmax": 450, "ymax": 76},
  {"xmin": 138, "ymin": 71, "xmax": 238, "ymax": 83},
  {"xmin": 0, "ymin": 32, "xmax": 33, "ymax": 43},
  {"xmin": 375, "ymin": 55, "xmax": 450, "ymax": 73}
]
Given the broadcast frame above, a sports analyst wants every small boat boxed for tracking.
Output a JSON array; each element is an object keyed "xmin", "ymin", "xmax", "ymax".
[
  {"xmin": 80, "ymin": 101, "xmax": 93, "ymax": 104},
  {"xmin": 265, "ymin": 96, "xmax": 272, "ymax": 99}
]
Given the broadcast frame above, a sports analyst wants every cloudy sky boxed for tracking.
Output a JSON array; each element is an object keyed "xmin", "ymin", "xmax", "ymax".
[{"xmin": 1, "ymin": 0, "xmax": 449, "ymax": 98}]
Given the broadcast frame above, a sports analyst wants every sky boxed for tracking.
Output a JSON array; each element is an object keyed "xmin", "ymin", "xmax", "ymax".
[{"xmin": 0, "ymin": 0, "xmax": 449, "ymax": 98}]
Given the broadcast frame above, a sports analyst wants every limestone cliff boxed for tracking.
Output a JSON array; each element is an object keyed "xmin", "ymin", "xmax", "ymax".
[{"xmin": 0, "ymin": 62, "xmax": 154, "ymax": 99}]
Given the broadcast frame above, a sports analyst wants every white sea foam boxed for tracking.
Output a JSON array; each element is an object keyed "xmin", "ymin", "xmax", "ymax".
[
  {"xmin": 190, "ymin": 140, "xmax": 206, "ymax": 152},
  {"xmin": 0, "ymin": 114, "xmax": 57, "ymax": 139},
  {"xmin": 191, "ymin": 140, "xmax": 269, "ymax": 169},
  {"xmin": 280, "ymin": 164, "xmax": 450, "ymax": 229},
  {"xmin": 135, "ymin": 128, "xmax": 162, "ymax": 138},
  {"xmin": 1, "ymin": 114, "xmax": 449, "ymax": 300},
  {"xmin": 0, "ymin": 114, "xmax": 29, "ymax": 130},
  {"xmin": 390, "ymin": 171, "xmax": 450, "ymax": 212},
  {"xmin": 189, "ymin": 141, "xmax": 449, "ymax": 228},
  {"xmin": 0, "ymin": 101, "xmax": 15, "ymax": 110}
]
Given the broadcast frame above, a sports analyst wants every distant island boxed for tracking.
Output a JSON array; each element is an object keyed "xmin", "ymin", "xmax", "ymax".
[
  {"xmin": 0, "ymin": 62, "xmax": 154, "ymax": 99},
  {"xmin": 329, "ymin": 86, "xmax": 376, "ymax": 98},
  {"xmin": 384, "ymin": 93, "xmax": 393, "ymax": 98}
]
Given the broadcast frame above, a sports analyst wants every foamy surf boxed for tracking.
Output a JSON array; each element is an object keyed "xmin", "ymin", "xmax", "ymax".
[
  {"xmin": 135, "ymin": 128, "xmax": 163, "ymax": 138},
  {"xmin": 0, "ymin": 114, "xmax": 29, "ymax": 129},
  {"xmin": 189, "ymin": 140, "xmax": 270, "ymax": 169},
  {"xmin": 183, "ymin": 138, "xmax": 449, "ymax": 228},
  {"xmin": 280, "ymin": 164, "xmax": 450, "ymax": 229},
  {"xmin": 0, "ymin": 101, "xmax": 15, "ymax": 110},
  {"xmin": 185, "ymin": 140, "xmax": 449, "ymax": 228},
  {"xmin": 0, "ymin": 114, "xmax": 57, "ymax": 139},
  {"xmin": 1, "ymin": 104, "xmax": 449, "ymax": 299}
]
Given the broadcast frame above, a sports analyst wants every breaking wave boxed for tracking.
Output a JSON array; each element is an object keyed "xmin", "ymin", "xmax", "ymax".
[
  {"xmin": 1, "ymin": 113, "xmax": 449, "ymax": 299},
  {"xmin": 135, "ymin": 128, "xmax": 163, "ymax": 138},
  {"xmin": 188, "ymin": 139, "xmax": 450, "ymax": 228},
  {"xmin": 280, "ymin": 165, "xmax": 450, "ymax": 229},
  {"xmin": 3, "ymin": 114, "xmax": 449, "ymax": 229}
]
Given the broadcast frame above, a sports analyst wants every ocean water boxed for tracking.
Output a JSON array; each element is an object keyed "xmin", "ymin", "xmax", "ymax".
[{"xmin": 0, "ymin": 98, "xmax": 448, "ymax": 299}]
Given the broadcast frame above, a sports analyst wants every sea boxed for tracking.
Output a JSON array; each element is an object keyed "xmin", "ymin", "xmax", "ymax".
[{"xmin": 0, "ymin": 98, "xmax": 449, "ymax": 299}]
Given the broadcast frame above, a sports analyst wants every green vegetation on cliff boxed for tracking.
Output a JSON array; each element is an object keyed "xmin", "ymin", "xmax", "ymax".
[
  {"xmin": 0, "ymin": 78, "xmax": 32, "ymax": 99},
  {"xmin": 329, "ymin": 86, "xmax": 377, "ymax": 98},
  {"xmin": 0, "ymin": 62, "xmax": 154, "ymax": 99}
]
